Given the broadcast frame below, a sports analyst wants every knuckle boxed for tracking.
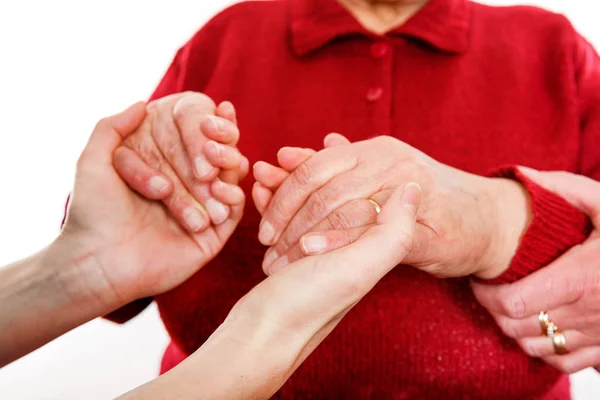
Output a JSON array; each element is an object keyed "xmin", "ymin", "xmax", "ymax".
[
  {"xmin": 163, "ymin": 139, "xmax": 183, "ymax": 159},
  {"xmin": 292, "ymin": 161, "xmax": 315, "ymax": 187},
  {"xmin": 305, "ymin": 190, "xmax": 330, "ymax": 221},
  {"xmin": 173, "ymin": 92, "xmax": 216, "ymax": 118},
  {"xmin": 326, "ymin": 209, "xmax": 353, "ymax": 230},
  {"xmin": 499, "ymin": 291, "xmax": 527, "ymax": 319}
]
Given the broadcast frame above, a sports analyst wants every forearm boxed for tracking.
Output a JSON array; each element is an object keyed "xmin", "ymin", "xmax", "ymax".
[
  {"xmin": 119, "ymin": 302, "xmax": 310, "ymax": 400},
  {"xmin": 0, "ymin": 241, "xmax": 112, "ymax": 367}
]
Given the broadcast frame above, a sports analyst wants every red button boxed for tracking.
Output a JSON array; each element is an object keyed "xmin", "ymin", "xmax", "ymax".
[
  {"xmin": 366, "ymin": 86, "xmax": 383, "ymax": 102},
  {"xmin": 370, "ymin": 42, "xmax": 390, "ymax": 58}
]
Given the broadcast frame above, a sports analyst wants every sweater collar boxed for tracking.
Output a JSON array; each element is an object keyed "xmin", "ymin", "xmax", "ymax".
[{"xmin": 289, "ymin": 0, "xmax": 471, "ymax": 55}]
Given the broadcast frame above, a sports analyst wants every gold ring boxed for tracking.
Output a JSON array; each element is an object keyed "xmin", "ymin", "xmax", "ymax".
[
  {"xmin": 539, "ymin": 311, "xmax": 550, "ymax": 334},
  {"xmin": 539, "ymin": 311, "xmax": 560, "ymax": 337},
  {"xmin": 368, "ymin": 199, "xmax": 381, "ymax": 214},
  {"xmin": 552, "ymin": 331, "xmax": 568, "ymax": 355}
]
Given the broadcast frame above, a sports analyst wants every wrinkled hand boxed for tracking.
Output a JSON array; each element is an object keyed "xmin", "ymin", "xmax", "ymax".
[
  {"xmin": 473, "ymin": 169, "xmax": 600, "ymax": 374},
  {"xmin": 61, "ymin": 101, "xmax": 246, "ymax": 310},
  {"xmin": 254, "ymin": 134, "xmax": 530, "ymax": 280},
  {"xmin": 114, "ymin": 92, "xmax": 248, "ymax": 232}
]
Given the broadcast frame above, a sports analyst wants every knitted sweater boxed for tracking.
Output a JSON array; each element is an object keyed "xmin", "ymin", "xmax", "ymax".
[{"xmin": 108, "ymin": 0, "xmax": 599, "ymax": 398}]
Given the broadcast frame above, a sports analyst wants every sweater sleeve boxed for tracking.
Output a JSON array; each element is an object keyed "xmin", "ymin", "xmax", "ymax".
[{"xmin": 485, "ymin": 30, "xmax": 600, "ymax": 285}]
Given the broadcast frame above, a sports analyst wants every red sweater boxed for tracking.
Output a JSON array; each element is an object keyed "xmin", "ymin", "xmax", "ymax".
[{"xmin": 110, "ymin": 0, "xmax": 600, "ymax": 398}]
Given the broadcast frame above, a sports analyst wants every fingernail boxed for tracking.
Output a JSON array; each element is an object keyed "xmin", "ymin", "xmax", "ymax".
[
  {"xmin": 148, "ymin": 176, "xmax": 169, "ymax": 194},
  {"xmin": 269, "ymin": 255, "xmax": 289, "ymax": 273},
  {"xmin": 301, "ymin": 235, "xmax": 328, "ymax": 255},
  {"xmin": 259, "ymin": 220, "xmax": 276, "ymax": 245},
  {"xmin": 195, "ymin": 154, "xmax": 214, "ymax": 178},
  {"xmin": 208, "ymin": 116, "xmax": 225, "ymax": 133},
  {"xmin": 182, "ymin": 207, "xmax": 207, "ymax": 232},
  {"xmin": 402, "ymin": 182, "xmax": 422, "ymax": 215},
  {"xmin": 205, "ymin": 198, "xmax": 229, "ymax": 225},
  {"xmin": 263, "ymin": 248, "xmax": 279, "ymax": 267}
]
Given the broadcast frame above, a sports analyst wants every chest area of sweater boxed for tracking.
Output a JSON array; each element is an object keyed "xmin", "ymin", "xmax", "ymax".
[{"xmin": 202, "ymin": 42, "xmax": 580, "ymax": 176}]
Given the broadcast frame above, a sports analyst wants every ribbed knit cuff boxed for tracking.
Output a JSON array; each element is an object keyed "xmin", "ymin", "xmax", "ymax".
[{"xmin": 484, "ymin": 166, "xmax": 591, "ymax": 284}]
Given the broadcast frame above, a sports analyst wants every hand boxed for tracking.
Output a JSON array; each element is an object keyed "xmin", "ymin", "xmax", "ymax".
[
  {"xmin": 472, "ymin": 169, "xmax": 600, "ymax": 374},
  {"xmin": 114, "ymin": 91, "xmax": 248, "ymax": 232},
  {"xmin": 60, "ymin": 101, "xmax": 246, "ymax": 311},
  {"xmin": 125, "ymin": 182, "xmax": 422, "ymax": 400},
  {"xmin": 254, "ymin": 134, "xmax": 531, "ymax": 279}
]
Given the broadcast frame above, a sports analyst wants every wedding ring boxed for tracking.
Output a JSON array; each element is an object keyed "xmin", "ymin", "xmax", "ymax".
[
  {"xmin": 368, "ymin": 199, "xmax": 382, "ymax": 214},
  {"xmin": 539, "ymin": 311, "xmax": 560, "ymax": 337},
  {"xmin": 539, "ymin": 311, "xmax": 550, "ymax": 335},
  {"xmin": 552, "ymin": 331, "xmax": 569, "ymax": 355}
]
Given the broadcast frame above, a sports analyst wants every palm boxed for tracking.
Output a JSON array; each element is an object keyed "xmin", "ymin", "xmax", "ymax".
[{"xmin": 67, "ymin": 161, "xmax": 239, "ymax": 301}]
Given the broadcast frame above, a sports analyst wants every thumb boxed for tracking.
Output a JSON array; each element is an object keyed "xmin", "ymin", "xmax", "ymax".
[
  {"xmin": 519, "ymin": 167, "xmax": 600, "ymax": 226},
  {"xmin": 82, "ymin": 101, "xmax": 146, "ymax": 164}
]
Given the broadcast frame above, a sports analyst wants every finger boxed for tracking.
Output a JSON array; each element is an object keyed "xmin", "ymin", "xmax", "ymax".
[
  {"xmin": 200, "ymin": 116, "xmax": 240, "ymax": 145},
  {"xmin": 220, "ymin": 155, "xmax": 248, "ymax": 185},
  {"xmin": 113, "ymin": 147, "xmax": 173, "ymax": 200},
  {"xmin": 259, "ymin": 145, "xmax": 360, "ymax": 245},
  {"xmin": 216, "ymin": 101, "xmax": 237, "ymax": 125},
  {"xmin": 171, "ymin": 93, "xmax": 219, "ymax": 181},
  {"xmin": 204, "ymin": 141, "xmax": 243, "ymax": 169},
  {"xmin": 253, "ymin": 161, "xmax": 289, "ymax": 189},
  {"xmin": 542, "ymin": 346, "xmax": 600, "ymax": 374},
  {"xmin": 82, "ymin": 102, "xmax": 146, "ymax": 165},
  {"xmin": 266, "ymin": 226, "xmax": 371, "ymax": 275},
  {"xmin": 253, "ymin": 182, "xmax": 273, "ymax": 216},
  {"xmin": 297, "ymin": 183, "xmax": 422, "ymax": 293},
  {"xmin": 263, "ymin": 197, "xmax": 379, "ymax": 272},
  {"xmin": 470, "ymin": 241, "xmax": 596, "ymax": 320},
  {"xmin": 153, "ymin": 102, "xmax": 231, "ymax": 225},
  {"xmin": 301, "ymin": 226, "xmax": 370, "ymax": 256},
  {"xmin": 494, "ymin": 299, "xmax": 599, "ymax": 339},
  {"xmin": 239, "ymin": 156, "xmax": 250, "ymax": 181},
  {"xmin": 265, "ymin": 166, "xmax": 377, "ymax": 258},
  {"xmin": 323, "ymin": 133, "xmax": 351, "ymax": 148},
  {"xmin": 276, "ymin": 147, "xmax": 316, "ymax": 172},
  {"xmin": 519, "ymin": 168, "xmax": 600, "ymax": 226},
  {"xmin": 211, "ymin": 179, "xmax": 245, "ymax": 206},
  {"xmin": 518, "ymin": 330, "xmax": 598, "ymax": 358},
  {"xmin": 123, "ymin": 124, "xmax": 212, "ymax": 232}
]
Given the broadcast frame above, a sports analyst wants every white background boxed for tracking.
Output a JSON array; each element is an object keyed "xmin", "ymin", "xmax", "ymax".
[{"xmin": 0, "ymin": 1, "xmax": 599, "ymax": 398}]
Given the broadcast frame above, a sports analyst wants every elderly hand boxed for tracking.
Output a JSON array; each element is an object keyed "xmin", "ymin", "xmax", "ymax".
[
  {"xmin": 254, "ymin": 134, "xmax": 531, "ymax": 280},
  {"xmin": 124, "ymin": 180, "xmax": 422, "ymax": 400},
  {"xmin": 472, "ymin": 169, "xmax": 600, "ymax": 374},
  {"xmin": 61, "ymin": 101, "xmax": 246, "ymax": 311},
  {"xmin": 114, "ymin": 92, "xmax": 248, "ymax": 231}
]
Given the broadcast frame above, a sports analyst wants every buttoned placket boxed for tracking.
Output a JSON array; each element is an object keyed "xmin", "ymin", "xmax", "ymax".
[{"xmin": 366, "ymin": 38, "xmax": 394, "ymax": 136}]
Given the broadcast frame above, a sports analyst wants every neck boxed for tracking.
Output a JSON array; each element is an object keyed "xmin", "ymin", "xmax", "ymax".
[{"xmin": 337, "ymin": 0, "xmax": 429, "ymax": 34}]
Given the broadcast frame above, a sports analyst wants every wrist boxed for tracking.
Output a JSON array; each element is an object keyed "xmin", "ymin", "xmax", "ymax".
[
  {"xmin": 475, "ymin": 178, "xmax": 532, "ymax": 280},
  {"xmin": 45, "ymin": 234, "xmax": 124, "ymax": 317}
]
